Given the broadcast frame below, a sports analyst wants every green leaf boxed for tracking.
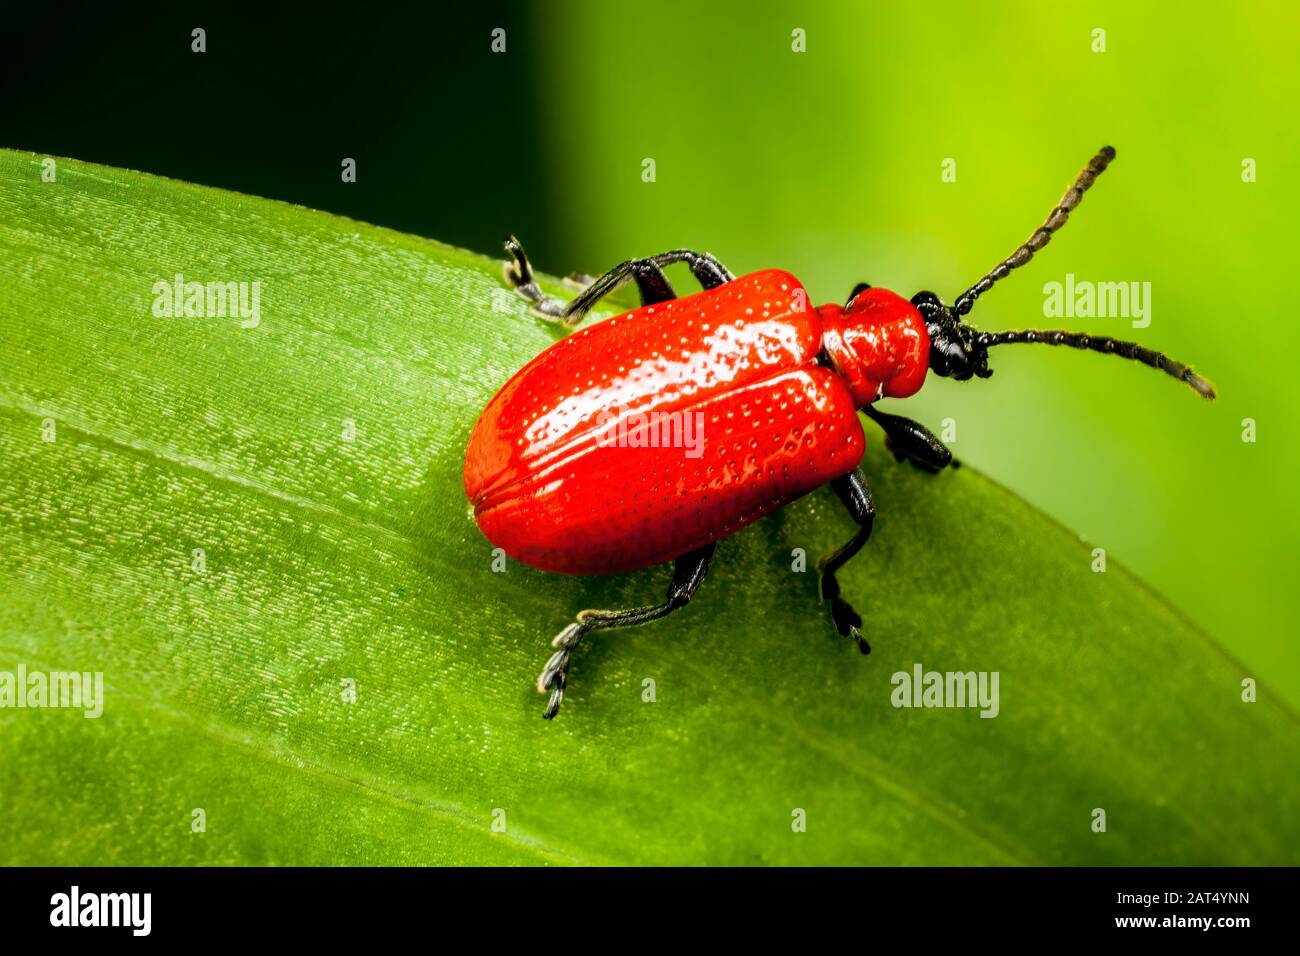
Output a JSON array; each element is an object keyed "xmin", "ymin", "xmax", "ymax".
[{"xmin": 1, "ymin": 150, "xmax": 1295, "ymax": 866}]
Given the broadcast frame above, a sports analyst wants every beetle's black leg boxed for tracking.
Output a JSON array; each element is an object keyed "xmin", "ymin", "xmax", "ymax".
[
  {"xmin": 504, "ymin": 236, "xmax": 569, "ymax": 319},
  {"xmin": 863, "ymin": 406, "xmax": 956, "ymax": 472},
  {"xmin": 818, "ymin": 469, "xmax": 874, "ymax": 654},
  {"xmin": 669, "ymin": 249, "xmax": 734, "ymax": 289},
  {"xmin": 628, "ymin": 262, "xmax": 677, "ymax": 305},
  {"xmin": 504, "ymin": 236, "xmax": 686, "ymax": 319},
  {"xmin": 538, "ymin": 543, "xmax": 716, "ymax": 719},
  {"xmin": 557, "ymin": 248, "xmax": 734, "ymax": 327}
]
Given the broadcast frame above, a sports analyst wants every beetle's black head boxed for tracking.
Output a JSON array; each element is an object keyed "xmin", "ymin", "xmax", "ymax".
[
  {"xmin": 907, "ymin": 146, "xmax": 1215, "ymax": 399},
  {"xmin": 910, "ymin": 291, "xmax": 992, "ymax": 381}
]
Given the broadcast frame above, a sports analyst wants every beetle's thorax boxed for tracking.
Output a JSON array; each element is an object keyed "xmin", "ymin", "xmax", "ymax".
[{"xmin": 817, "ymin": 288, "xmax": 930, "ymax": 406}]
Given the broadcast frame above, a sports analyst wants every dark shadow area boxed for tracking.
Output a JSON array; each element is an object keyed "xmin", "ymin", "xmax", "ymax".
[{"xmin": 0, "ymin": 3, "xmax": 554, "ymax": 258}]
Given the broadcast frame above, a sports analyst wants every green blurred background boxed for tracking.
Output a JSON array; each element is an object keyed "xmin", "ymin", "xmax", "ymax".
[{"xmin": 3, "ymin": 1, "xmax": 1295, "ymax": 706}]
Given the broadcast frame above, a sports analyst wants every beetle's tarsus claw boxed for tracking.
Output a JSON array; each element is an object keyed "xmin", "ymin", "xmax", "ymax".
[
  {"xmin": 543, "ymin": 678, "xmax": 565, "ymax": 719},
  {"xmin": 830, "ymin": 596, "xmax": 863, "ymax": 635},
  {"xmin": 827, "ymin": 596, "xmax": 869, "ymax": 652},
  {"xmin": 538, "ymin": 656, "xmax": 567, "ymax": 718},
  {"xmin": 552, "ymin": 622, "xmax": 583, "ymax": 649},
  {"xmin": 539, "ymin": 621, "xmax": 588, "ymax": 719},
  {"xmin": 502, "ymin": 234, "xmax": 573, "ymax": 322},
  {"xmin": 503, "ymin": 237, "xmax": 529, "ymax": 284},
  {"xmin": 540, "ymin": 665, "xmax": 566, "ymax": 717},
  {"xmin": 538, "ymin": 648, "xmax": 567, "ymax": 692}
]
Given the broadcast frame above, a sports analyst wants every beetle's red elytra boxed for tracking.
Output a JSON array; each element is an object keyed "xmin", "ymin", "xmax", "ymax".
[
  {"xmin": 465, "ymin": 274, "xmax": 926, "ymax": 576},
  {"xmin": 463, "ymin": 146, "xmax": 1215, "ymax": 719}
]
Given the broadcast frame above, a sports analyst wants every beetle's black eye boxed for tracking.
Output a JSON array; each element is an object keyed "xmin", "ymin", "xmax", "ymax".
[
  {"xmin": 910, "ymin": 290, "xmax": 944, "ymax": 319},
  {"xmin": 929, "ymin": 334, "xmax": 971, "ymax": 379},
  {"xmin": 845, "ymin": 282, "xmax": 872, "ymax": 308}
]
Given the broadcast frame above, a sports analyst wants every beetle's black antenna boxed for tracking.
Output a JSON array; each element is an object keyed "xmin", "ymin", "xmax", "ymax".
[
  {"xmin": 953, "ymin": 146, "xmax": 1117, "ymax": 318},
  {"xmin": 976, "ymin": 328, "xmax": 1216, "ymax": 398}
]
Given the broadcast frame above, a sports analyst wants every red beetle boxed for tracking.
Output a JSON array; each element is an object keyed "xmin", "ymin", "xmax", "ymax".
[{"xmin": 464, "ymin": 146, "xmax": 1214, "ymax": 719}]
